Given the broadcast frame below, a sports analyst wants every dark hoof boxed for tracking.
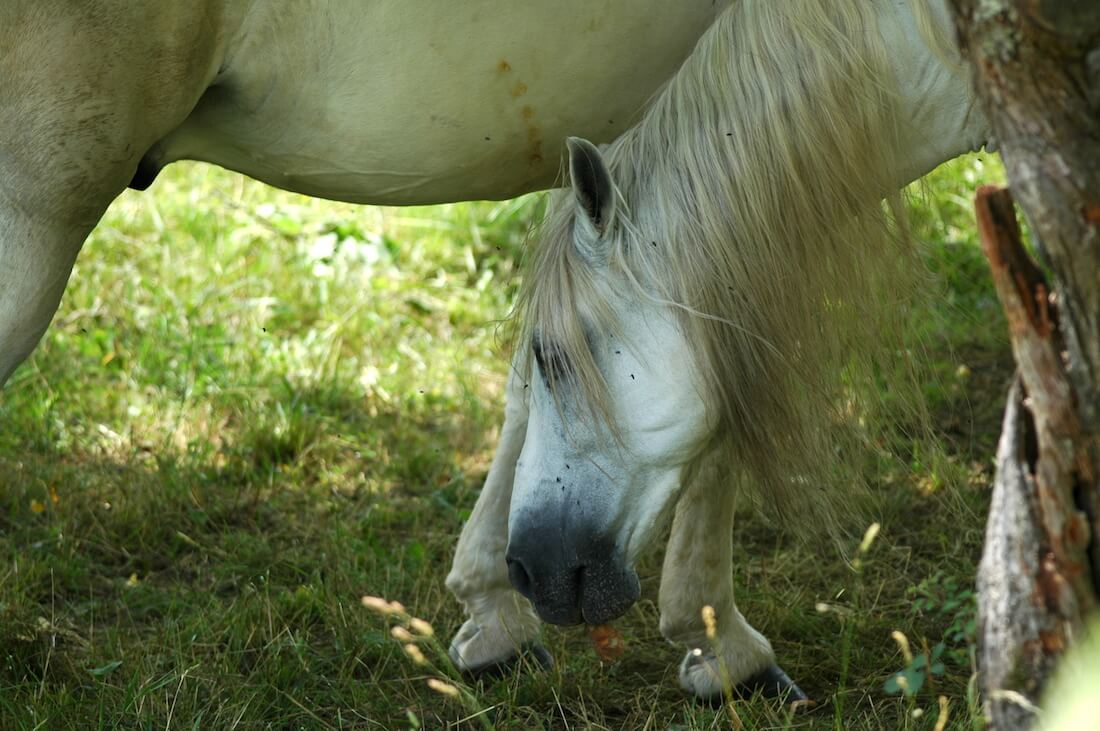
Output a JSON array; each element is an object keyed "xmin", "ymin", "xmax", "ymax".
[
  {"xmin": 456, "ymin": 643, "xmax": 553, "ymax": 679},
  {"xmin": 734, "ymin": 664, "xmax": 808, "ymax": 703}
]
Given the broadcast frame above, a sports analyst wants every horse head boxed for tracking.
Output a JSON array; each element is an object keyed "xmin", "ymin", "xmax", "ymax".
[{"xmin": 506, "ymin": 138, "xmax": 715, "ymax": 625}]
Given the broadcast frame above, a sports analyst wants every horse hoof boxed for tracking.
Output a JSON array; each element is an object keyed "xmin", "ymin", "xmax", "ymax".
[
  {"xmin": 734, "ymin": 663, "xmax": 808, "ymax": 703},
  {"xmin": 448, "ymin": 616, "xmax": 548, "ymax": 677},
  {"xmin": 681, "ymin": 651, "xmax": 808, "ymax": 705},
  {"xmin": 451, "ymin": 642, "xmax": 553, "ymax": 678}
]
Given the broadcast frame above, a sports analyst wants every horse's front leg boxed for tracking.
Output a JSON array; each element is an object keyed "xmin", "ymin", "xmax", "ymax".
[
  {"xmin": 445, "ymin": 370, "xmax": 548, "ymax": 673},
  {"xmin": 659, "ymin": 455, "xmax": 806, "ymax": 702}
]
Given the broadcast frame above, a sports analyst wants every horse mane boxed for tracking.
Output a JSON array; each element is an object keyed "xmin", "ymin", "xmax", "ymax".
[{"xmin": 515, "ymin": 0, "xmax": 935, "ymax": 524}]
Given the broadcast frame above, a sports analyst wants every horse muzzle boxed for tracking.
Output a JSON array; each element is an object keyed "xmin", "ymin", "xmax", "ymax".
[{"xmin": 505, "ymin": 522, "xmax": 640, "ymax": 626}]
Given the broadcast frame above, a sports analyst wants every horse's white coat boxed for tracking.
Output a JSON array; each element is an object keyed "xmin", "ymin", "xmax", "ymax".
[
  {"xmin": 153, "ymin": 0, "xmax": 729, "ymax": 204},
  {"xmin": 449, "ymin": 0, "xmax": 993, "ymax": 690}
]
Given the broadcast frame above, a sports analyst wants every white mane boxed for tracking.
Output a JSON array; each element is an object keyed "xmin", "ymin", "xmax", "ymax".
[{"xmin": 516, "ymin": 0, "xmax": 945, "ymax": 520}]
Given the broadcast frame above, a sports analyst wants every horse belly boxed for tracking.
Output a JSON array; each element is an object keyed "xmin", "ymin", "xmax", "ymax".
[{"xmin": 158, "ymin": 0, "xmax": 727, "ymax": 204}]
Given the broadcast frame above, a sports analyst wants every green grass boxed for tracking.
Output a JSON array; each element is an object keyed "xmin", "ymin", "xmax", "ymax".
[{"xmin": 1, "ymin": 154, "xmax": 1009, "ymax": 729}]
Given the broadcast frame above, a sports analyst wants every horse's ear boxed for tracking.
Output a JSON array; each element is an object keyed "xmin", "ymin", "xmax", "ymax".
[{"xmin": 567, "ymin": 137, "xmax": 615, "ymax": 241}]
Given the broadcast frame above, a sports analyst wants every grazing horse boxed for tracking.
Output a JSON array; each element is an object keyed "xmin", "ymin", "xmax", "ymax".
[
  {"xmin": 446, "ymin": 0, "xmax": 993, "ymax": 700},
  {"xmin": 0, "ymin": 0, "xmax": 728, "ymax": 387}
]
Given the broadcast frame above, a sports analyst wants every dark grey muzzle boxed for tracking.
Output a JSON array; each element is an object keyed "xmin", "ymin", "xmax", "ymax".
[{"xmin": 505, "ymin": 522, "xmax": 640, "ymax": 626}]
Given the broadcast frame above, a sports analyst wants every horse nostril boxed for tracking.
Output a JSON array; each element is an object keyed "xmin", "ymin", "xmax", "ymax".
[{"xmin": 506, "ymin": 556, "xmax": 534, "ymax": 599}]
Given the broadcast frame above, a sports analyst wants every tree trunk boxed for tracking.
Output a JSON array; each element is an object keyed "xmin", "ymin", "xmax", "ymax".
[{"xmin": 949, "ymin": 2, "xmax": 1100, "ymax": 729}]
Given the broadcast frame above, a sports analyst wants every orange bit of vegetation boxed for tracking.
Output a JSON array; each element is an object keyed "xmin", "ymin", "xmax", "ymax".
[{"xmin": 587, "ymin": 624, "xmax": 625, "ymax": 663}]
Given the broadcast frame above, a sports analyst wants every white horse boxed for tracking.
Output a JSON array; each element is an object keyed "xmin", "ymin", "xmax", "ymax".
[
  {"xmin": 446, "ymin": 0, "xmax": 993, "ymax": 700},
  {"xmin": 0, "ymin": 0, "xmax": 728, "ymax": 387},
  {"xmin": 4, "ymin": 0, "xmax": 989, "ymax": 705}
]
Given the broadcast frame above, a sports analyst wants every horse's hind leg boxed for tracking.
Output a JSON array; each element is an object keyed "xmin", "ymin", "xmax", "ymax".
[
  {"xmin": 445, "ymin": 370, "xmax": 548, "ymax": 674},
  {"xmin": 659, "ymin": 455, "xmax": 807, "ymax": 702},
  {"xmin": 0, "ymin": 2, "xmax": 229, "ymax": 386}
]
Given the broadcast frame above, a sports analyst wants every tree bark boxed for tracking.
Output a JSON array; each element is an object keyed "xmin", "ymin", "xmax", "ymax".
[
  {"xmin": 973, "ymin": 187, "xmax": 1095, "ymax": 729},
  {"xmin": 951, "ymin": 0, "xmax": 1100, "ymax": 433},
  {"xmin": 949, "ymin": 2, "xmax": 1100, "ymax": 728},
  {"xmin": 978, "ymin": 378, "xmax": 1049, "ymax": 729}
]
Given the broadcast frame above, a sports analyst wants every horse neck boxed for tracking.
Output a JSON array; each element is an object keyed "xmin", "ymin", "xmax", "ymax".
[
  {"xmin": 609, "ymin": 0, "xmax": 990, "ymax": 216},
  {"xmin": 878, "ymin": 0, "xmax": 991, "ymax": 185}
]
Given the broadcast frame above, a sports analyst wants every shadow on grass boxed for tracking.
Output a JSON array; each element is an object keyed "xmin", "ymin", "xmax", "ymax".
[{"xmin": 0, "ymin": 381, "xmax": 498, "ymax": 727}]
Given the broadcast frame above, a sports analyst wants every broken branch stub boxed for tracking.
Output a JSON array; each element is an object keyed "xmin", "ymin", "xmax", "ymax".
[{"xmin": 975, "ymin": 186, "xmax": 1098, "ymax": 730}]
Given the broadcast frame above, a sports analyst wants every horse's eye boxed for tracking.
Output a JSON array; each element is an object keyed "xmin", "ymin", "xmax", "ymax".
[{"xmin": 532, "ymin": 336, "xmax": 573, "ymax": 385}]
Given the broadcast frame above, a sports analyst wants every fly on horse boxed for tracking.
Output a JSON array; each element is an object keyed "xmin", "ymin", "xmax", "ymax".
[{"xmin": 446, "ymin": 0, "xmax": 992, "ymax": 701}]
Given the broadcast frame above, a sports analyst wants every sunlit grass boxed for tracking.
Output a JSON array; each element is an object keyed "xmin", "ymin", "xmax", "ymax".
[{"xmin": 1, "ymin": 155, "xmax": 1008, "ymax": 728}]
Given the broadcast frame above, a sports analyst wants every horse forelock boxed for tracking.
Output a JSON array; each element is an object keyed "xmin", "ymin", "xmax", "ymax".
[
  {"xmin": 517, "ymin": 0, "xmax": 936, "ymax": 525},
  {"xmin": 513, "ymin": 189, "xmax": 624, "ymax": 437}
]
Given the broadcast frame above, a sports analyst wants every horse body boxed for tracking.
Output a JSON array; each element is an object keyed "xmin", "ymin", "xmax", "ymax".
[
  {"xmin": 0, "ymin": 0, "xmax": 725, "ymax": 385},
  {"xmin": 137, "ymin": 0, "xmax": 729, "ymax": 204}
]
